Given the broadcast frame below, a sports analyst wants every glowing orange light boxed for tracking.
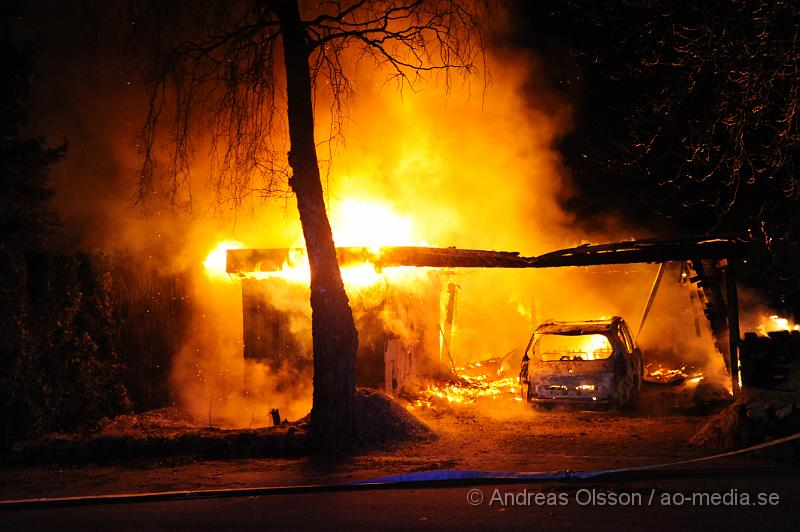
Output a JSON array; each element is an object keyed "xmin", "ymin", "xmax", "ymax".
[
  {"xmin": 754, "ymin": 314, "xmax": 800, "ymax": 336},
  {"xmin": 583, "ymin": 334, "xmax": 612, "ymax": 360},
  {"xmin": 239, "ymin": 197, "xmax": 426, "ymax": 289},
  {"xmin": 330, "ymin": 198, "xmax": 416, "ymax": 250},
  {"xmin": 203, "ymin": 240, "xmax": 244, "ymax": 281},
  {"xmin": 413, "ymin": 375, "xmax": 520, "ymax": 408}
]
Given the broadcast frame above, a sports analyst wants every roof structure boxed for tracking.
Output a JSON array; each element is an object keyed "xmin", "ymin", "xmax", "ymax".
[
  {"xmin": 226, "ymin": 237, "xmax": 745, "ymax": 274},
  {"xmin": 225, "ymin": 236, "xmax": 746, "ymax": 396}
]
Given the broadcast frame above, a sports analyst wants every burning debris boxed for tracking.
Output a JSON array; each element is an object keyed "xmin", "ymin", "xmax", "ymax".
[
  {"xmin": 404, "ymin": 353, "xmax": 525, "ymax": 410},
  {"xmin": 409, "ymin": 375, "xmax": 522, "ymax": 410},
  {"xmin": 194, "ymin": 237, "xmax": 746, "ymax": 427},
  {"xmin": 645, "ymin": 363, "xmax": 704, "ymax": 385}
]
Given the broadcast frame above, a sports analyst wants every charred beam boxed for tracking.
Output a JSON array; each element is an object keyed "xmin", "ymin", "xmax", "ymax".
[
  {"xmin": 226, "ymin": 238, "xmax": 745, "ymax": 274},
  {"xmin": 376, "ymin": 247, "xmax": 529, "ymax": 268},
  {"xmin": 725, "ymin": 261, "xmax": 742, "ymax": 395},
  {"xmin": 226, "ymin": 246, "xmax": 530, "ymax": 273},
  {"xmin": 528, "ymin": 238, "xmax": 745, "ymax": 268}
]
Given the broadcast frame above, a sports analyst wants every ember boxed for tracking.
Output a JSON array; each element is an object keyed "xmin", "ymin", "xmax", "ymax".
[{"xmin": 644, "ymin": 363, "xmax": 704, "ymax": 385}]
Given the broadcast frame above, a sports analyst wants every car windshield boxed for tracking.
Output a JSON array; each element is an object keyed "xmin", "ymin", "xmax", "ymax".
[{"xmin": 534, "ymin": 333, "xmax": 614, "ymax": 361}]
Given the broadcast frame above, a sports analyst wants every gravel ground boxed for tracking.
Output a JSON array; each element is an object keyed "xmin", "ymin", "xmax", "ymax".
[{"xmin": 0, "ymin": 384, "xmax": 744, "ymax": 501}]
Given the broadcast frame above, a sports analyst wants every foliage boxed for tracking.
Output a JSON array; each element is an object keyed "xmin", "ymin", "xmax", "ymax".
[
  {"xmin": 0, "ymin": 8, "xmax": 190, "ymax": 448},
  {"xmin": 586, "ymin": 2, "xmax": 798, "ymax": 234},
  {"xmin": 0, "ymin": 250, "xmax": 190, "ymax": 448},
  {"xmin": 0, "ymin": 4, "xmax": 64, "ymax": 253},
  {"xmin": 517, "ymin": 1, "xmax": 800, "ymax": 306}
]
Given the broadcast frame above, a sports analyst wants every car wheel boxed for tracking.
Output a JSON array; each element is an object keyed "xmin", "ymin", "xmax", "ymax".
[{"xmin": 626, "ymin": 385, "xmax": 640, "ymax": 412}]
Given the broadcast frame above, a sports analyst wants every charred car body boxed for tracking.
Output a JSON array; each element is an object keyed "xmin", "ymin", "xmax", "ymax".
[{"xmin": 519, "ymin": 317, "xmax": 643, "ymax": 408}]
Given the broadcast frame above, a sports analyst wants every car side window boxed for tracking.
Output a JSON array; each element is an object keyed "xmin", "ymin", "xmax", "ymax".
[{"xmin": 619, "ymin": 323, "xmax": 634, "ymax": 353}]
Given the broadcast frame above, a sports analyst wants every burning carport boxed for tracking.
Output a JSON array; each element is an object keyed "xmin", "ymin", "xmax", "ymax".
[{"xmin": 226, "ymin": 237, "xmax": 746, "ymax": 395}]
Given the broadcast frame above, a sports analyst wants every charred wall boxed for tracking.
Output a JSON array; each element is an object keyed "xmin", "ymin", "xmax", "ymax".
[
  {"xmin": 239, "ymin": 273, "xmax": 444, "ymax": 395},
  {"xmin": 241, "ymin": 279, "xmax": 304, "ymax": 371}
]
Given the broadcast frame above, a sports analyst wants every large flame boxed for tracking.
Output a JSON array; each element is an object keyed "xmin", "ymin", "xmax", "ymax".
[
  {"xmin": 756, "ymin": 314, "xmax": 800, "ymax": 335},
  {"xmin": 330, "ymin": 198, "xmax": 417, "ymax": 250},
  {"xmin": 203, "ymin": 240, "xmax": 244, "ymax": 281},
  {"xmin": 202, "ymin": 197, "xmax": 425, "ymax": 288},
  {"xmin": 174, "ymin": 43, "xmax": 736, "ymax": 426}
]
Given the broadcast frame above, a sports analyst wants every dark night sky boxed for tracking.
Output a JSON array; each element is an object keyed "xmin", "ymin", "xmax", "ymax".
[{"xmin": 13, "ymin": 1, "xmax": 150, "ymax": 250}]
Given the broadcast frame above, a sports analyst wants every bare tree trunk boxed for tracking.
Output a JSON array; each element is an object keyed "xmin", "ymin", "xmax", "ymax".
[{"xmin": 272, "ymin": 0, "xmax": 358, "ymax": 451}]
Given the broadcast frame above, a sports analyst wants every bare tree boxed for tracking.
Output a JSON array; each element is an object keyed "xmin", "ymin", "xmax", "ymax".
[
  {"xmin": 131, "ymin": 0, "xmax": 490, "ymax": 449},
  {"xmin": 564, "ymin": 0, "xmax": 800, "ymax": 303}
]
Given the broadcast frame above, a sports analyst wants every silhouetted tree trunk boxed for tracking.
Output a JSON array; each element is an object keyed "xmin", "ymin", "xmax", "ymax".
[
  {"xmin": 273, "ymin": 0, "xmax": 357, "ymax": 449},
  {"xmin": 133, "ymin": 0, "xmax": 489, "ymax": 451}
]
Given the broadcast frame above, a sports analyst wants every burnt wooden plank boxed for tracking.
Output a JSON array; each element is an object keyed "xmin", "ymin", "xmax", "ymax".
[
  {"xmin": 529, "ymin": 239, "xmax": 745, "ymax": 268},
  {"xmin": 226, "ymin": 238, "xmax": 745, "ymax": 273},
  {"xmin": 227, "ymin": 246, "xmax": 529, "ymax": 272},
  {"xmin": 375, "ymin": 247, "xmax": 528, "ymax": 268}
]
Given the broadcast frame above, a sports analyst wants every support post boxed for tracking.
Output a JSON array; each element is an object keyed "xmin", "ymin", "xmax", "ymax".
[
  {"xmin": 636, "ymin": 262, "xmax": 666, "ymax": 341},
  {"xmin": 441, "ymin": 279, "xmax": 458, "ymax": 370},
  {"xmin": 725, "ymin": 260, "xmax": 741, "ymax": 395}
]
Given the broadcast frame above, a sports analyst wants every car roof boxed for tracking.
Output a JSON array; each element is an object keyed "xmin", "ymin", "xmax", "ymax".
[{"xmin": 534, "ymin": 316, "xmax": 622, "ymax": 335}]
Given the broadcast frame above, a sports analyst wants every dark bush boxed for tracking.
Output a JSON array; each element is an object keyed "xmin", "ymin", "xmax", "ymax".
[{"xmin": 0, "ymin": 251, "xmax": 190, "ymax": 449}]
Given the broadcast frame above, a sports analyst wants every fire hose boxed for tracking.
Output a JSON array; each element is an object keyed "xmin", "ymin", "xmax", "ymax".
[{"xmin": 2, "ymin": 430, "xmax": 799, "ymax": 511}]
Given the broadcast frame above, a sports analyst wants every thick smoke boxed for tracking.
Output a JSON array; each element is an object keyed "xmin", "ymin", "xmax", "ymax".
[{"xmin": 21, "ymin": 4, "xmax": 726, "ymax": 425}]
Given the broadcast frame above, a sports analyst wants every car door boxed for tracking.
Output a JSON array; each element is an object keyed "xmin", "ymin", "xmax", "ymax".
[{"xmin": 619, "ymin": 321, "xmax": 642, "ymax": 388}]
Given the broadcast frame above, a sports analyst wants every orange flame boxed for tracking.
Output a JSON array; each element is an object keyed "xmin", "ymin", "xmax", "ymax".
[
  {"xmin": 203, "ymin": 240, "xmax": 244, "ymax": 282},
  {"xmin": 756, "ymin": 314, "xmax": 800, "ymax": 335},
  {"xmin": 409, "ymin": 375, "xmax": 522, "ymax": 409},
  {"xmin": 330, "ymin": 198, "xmax": 417, "ymax": 250},
  {"xmin": 203, "ymin": 197, "xmax": 427, "ymax": 288}
]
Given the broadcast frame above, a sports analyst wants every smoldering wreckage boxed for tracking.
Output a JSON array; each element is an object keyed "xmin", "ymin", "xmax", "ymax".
[
  {"xmin": 227, "ymin": 237, "xmax": 744, "ymax": 400},
  {"xmin": 10, "ymin": 236, "xmax": 800, "ymax": 462},
  {"xmin": 228, "ymin": 239, "xmax": 793, "ymax": 425}
]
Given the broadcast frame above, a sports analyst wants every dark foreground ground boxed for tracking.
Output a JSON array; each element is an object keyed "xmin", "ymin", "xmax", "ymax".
[
  {"xmin": 1, "ymin": 385, "xmax": 797, "ymax": 529},
  {"xmin": 2, "ymin": 473, "xmax": 798, "ymax": 531}
]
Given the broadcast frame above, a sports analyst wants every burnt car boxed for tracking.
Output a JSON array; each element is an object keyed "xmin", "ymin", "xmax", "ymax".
[{"xmin": 519, "ymin": 317, "xmax": 643, "ymax": 409}]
